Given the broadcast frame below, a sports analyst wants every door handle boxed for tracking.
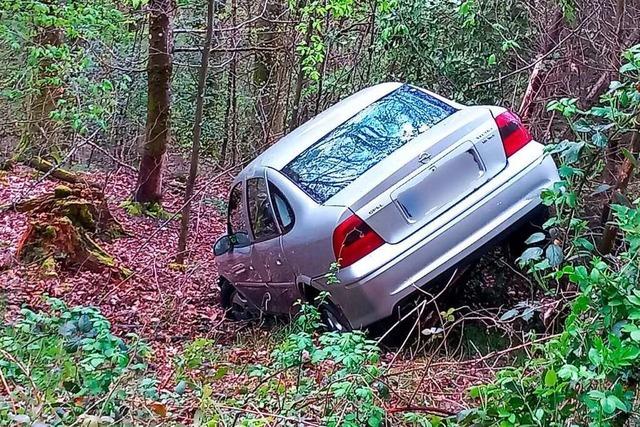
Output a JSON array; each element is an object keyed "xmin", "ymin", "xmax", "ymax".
[{"xmin": 231, "ymin": 264, "xmax": 246, "ymax": 275}]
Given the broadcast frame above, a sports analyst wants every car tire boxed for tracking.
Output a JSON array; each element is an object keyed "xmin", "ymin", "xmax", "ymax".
[
  {"xmin": 219, "ymin": 277, "xmax": 254, "ymax": 321},
  {"xmin": 319, "ymin": 300, "xmax": 352, "ymax": 332}
]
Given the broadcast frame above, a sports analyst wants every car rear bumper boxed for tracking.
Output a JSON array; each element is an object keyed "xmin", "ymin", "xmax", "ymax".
[{"xmin": 310, "ymin": 143, "xmax": 559, "ymax": 329}]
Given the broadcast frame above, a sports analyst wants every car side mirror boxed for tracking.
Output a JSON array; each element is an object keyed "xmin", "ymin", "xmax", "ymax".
[
  {"xmin": 213, "ymin": 232, "xmax": 251, "ymax": 256},
  {"xmin": 230, "ymin": 231, "xmax": 250, "ymax": 248},
  {"xmin": 213, "ymin": 235, "xmax": 232, "ymax": 256}
]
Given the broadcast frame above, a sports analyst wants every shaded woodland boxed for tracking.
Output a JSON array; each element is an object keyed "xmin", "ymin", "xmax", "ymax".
[{"xmin": 1, "ymin": 0, "xmax": 640, "ymax": 425}]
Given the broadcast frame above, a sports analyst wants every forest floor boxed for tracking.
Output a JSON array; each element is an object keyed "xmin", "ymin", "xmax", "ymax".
[
  {"xmin": 0, "ymin": 164, "xmax": 233, "ymax": 383},
  {"xmin": 0, "ymin": 163, "xmax": 536, "ymax": 416}
]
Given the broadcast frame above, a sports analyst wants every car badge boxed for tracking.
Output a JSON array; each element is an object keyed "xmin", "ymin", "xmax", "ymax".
[{"xmin": 418, "ymin": 151, "xmax": 432, "ymax": 164}]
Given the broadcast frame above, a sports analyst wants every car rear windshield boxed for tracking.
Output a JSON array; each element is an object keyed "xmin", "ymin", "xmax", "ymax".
[{"xmin": 281, "ymin": 85, "xmax": 457, "ymax": 203}]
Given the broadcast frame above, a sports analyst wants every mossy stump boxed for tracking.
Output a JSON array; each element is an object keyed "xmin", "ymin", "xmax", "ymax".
[{"xmin": 12, "ymin": 184, "xmax": 126, "ymax": 276}]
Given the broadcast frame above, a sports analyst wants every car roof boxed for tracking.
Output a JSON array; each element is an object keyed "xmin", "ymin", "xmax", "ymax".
[{"xmin": 235, "ymin": 82, "xmax": 404, "ymax": 182}]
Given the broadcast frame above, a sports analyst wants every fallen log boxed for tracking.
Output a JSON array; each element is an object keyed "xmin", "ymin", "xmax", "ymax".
[{"xmin": 25, "ymin": 157, "xmax": 99, "ymax": 188}]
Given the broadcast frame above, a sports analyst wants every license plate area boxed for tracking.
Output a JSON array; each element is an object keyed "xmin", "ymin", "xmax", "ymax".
[{"xmin": 392, "ymin": 148, "xmax": 485, "ymax": 223}]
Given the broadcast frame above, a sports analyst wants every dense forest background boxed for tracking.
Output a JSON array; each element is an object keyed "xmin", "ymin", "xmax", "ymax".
[
  {"xmin": 1, "ymin": 0, "xmax": 640, "ymax": 426},
  {"xmin": 2, "ymin": 0, "xmax": 637, "ymax": 182}
]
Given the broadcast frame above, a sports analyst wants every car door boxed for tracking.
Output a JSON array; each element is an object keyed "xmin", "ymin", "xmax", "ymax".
[
  {"xmin": 246, "ymin": 174, "xmax": 298, "ymax": 314},
  {"xmin": 221, "ymin": 181, "xmax": 269, "ymax": 309}
]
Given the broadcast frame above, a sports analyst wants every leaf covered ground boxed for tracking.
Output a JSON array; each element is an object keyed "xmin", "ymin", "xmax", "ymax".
[
  {"xmin": 1, "ymin": 165, "xmax": 231, "ymax": 383},
  {"xmin": 0, "ymin": 165, "xmax": 529, "ymax": 421}
]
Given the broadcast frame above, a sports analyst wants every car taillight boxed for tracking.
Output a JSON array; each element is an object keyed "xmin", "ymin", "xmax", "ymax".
[
  {"xmin": 495, "ymin": 111, "xmax": 532, "ymax": 157},
  {"xmin": 332, "ymin": 214, "xmax": 384, "ymax": 268}
]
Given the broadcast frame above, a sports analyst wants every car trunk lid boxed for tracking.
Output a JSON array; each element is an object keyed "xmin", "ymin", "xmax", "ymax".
[{"xmin": 347, "ymin": 106, "xmax": 507, "ymax": 244}]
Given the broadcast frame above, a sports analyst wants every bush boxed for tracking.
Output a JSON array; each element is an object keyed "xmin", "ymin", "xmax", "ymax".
[
  {"xmin": 456, "ymin": 45, "xmax": 640, "ymax": 427},
  {"xmin": 0, "ymin": 299, "xmax": 160, "ymax": 426},
  {"xmin": 191, "ymin": 298, "xmax": 388, "ymax": 426}
]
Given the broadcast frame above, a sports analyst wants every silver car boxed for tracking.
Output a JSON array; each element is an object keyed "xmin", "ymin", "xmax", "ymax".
[{"xmin": 213, "ymin": 83, "xmax": 559, "ymax": 330}]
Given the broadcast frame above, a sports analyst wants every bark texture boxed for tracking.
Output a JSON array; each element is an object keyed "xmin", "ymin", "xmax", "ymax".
[
  {"xmin": 518, "ymin": 9, "xmax": 564, "ymax": 122},
  {"xmin": 135, "ymin": 0, "xmax": 176, "ymax": 203},
  {"xmin": 21, "ymin": 20, "xmax": 64, "ymax": 156},
  {"xmin": 253, "ymin": 2, "xmax": 285, "ymax": 144},
  {"xmin": 289, "ymin": 26, "xmax": 313, "ymax": 132},
  {"xmin": 221, "ymin": 0, "xmax": 238, "ymax": 165},
  {"xmin": 598, "ymin": 116, "xmax": 640, "ymax": 255}
]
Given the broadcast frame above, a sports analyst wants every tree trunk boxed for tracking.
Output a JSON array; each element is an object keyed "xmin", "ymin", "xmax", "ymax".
[
  {"xmin": 19, "ymin": 17, "xmax": 64, "ymax": 157},
  {"xmin": 221, "ymin": 0, "xmax": 238, "ymax": 166},
  {"xmin": 289, "ymin": 27, "xmax": 313, "ymax": 132},
  {"xmin": 135, "ymin": 0, "xmax": 175, "ymax": 203},
  {"xmin": 598, "ymin": 114, "xmax": 640, "ymax": 255},
  {"xmin": 253, "ymin": 3, "xmax": 283, "ymax": 145},
  {"xmin": 176, "ymin": 0, "xmax": 216, "ymax": 264},
  {"xmin": 518, "ymin": 9, "xmax": 564, "ymax": 123},
  {"xmin": 596, "ymin": 0, "xmax": 636, "ymax": 224},
  {"xmin": 313, "ymin": 3, "xmax": 330, "ymax": 116}
]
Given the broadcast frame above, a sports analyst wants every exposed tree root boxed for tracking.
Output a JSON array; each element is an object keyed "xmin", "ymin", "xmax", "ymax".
[{"xmin": 11, "ymin": 183, "xmax": 129, "ymax": 277}]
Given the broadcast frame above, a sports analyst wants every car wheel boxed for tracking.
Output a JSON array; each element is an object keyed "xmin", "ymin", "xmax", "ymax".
[
  {"xmin": 219, "ymin": 278, "xmax": 254, "ymax": 321},
  {"xmin": 319, "ymin": 300, "xmax": 352, "ymax": 332}
]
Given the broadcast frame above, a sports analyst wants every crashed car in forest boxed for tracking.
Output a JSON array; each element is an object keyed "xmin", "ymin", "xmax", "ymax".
[{"xmin": 213, "ymin": 83, "xmax": 560, "ymax": 331}]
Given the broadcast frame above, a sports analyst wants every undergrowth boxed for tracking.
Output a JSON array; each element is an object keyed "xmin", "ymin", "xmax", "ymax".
[
  {"xmin": 0, "ymin": 299, "xmax": 173, "ymax": 426},
  {"xmin": 181, "ymin": 298, "xmax": 389, "ymax": 426},
  {"xmin": 456, "ymin": 45, "xmax": 640, "ymax": 427}
]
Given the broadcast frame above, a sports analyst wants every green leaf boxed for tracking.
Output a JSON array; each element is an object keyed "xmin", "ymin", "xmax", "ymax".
[
  {"xmin": 487, "ymin": 54, "xmax": 496, "ymax": 65},
  {"xmin": 174, "ymin": 380, "xmax": 187, "ymax": 395},
  {"xmin": 544, "ymin": 369, "xmax": 557, "ymax": 387},
  {"xmin": 608, "ymin": 395, "xmax": 627, "ymax": 412},
  {"xmin": 588, "ymin": 390, "xmax": 606, "ymax": 399},
  {"xmin": 212, "ymin": 366, "xmax": 229, "ymax": 380},
  {"xmin": 558, "ymin": 364, "xmax": 578, "ymax": 380},
  {"xmin": 560, "ymin": 141, "xmax": 585, "ymax": 163},
  {"xmin": 592, "ymin": 132, "xmax": 607, "ymax": 148},
  {"xmin": 59, "ymin": 321, "xmax": 77, "ymax": 337},
  {"xmin": 545, "ymin": 244, "xmax": 564, "ymax": 267},
  {"xmin": 574, "ymin": 237, "xmax": 594, "ymax": 251},
  {"xmin": 620, "ymin": 62, "xmax": 638, "ymax": 74},
  {"xmin": 368, "ymin": 413, "xmax": 383, "ymax": 427},
  {"xmin": 559, "ymin": 165, "xmax": 581, "ymax": 178},
  {"xmin": 518, "ymin": 247, "xmax": 543, "ymax": 264},
  {"xmin": 500, "ymin": 308, "xmax": 519, "ymax": 321},
  {"xmin": 601, "ymin": 395, "xmax": 622, "ymax": 414},
  {"xmin": 469, "ymin": 386, "xmax": 481, "ymax": 398},
  {"xmin": 525, "ymin": 232, "xmax": 546, "ymax": 244},
  {"xmin": 77, "ymin": 315, "xmax": 92, "ymax": 333},
  {"xmin": 588, "ymin": 348, "xmax": 603, "ymax": 366}
]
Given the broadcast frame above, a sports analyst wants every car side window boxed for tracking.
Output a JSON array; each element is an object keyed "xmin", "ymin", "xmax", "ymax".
[
  {"xmin": 247, "ymin": 177, "xmax": 279, "ymax": 241},
  {"xmin": 227, "ymin": 183, "xmax": 248, "ymax": 239},
  {"xmin": 269, "ymin": 182, "xmax": 294, "ymax": 232}
]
